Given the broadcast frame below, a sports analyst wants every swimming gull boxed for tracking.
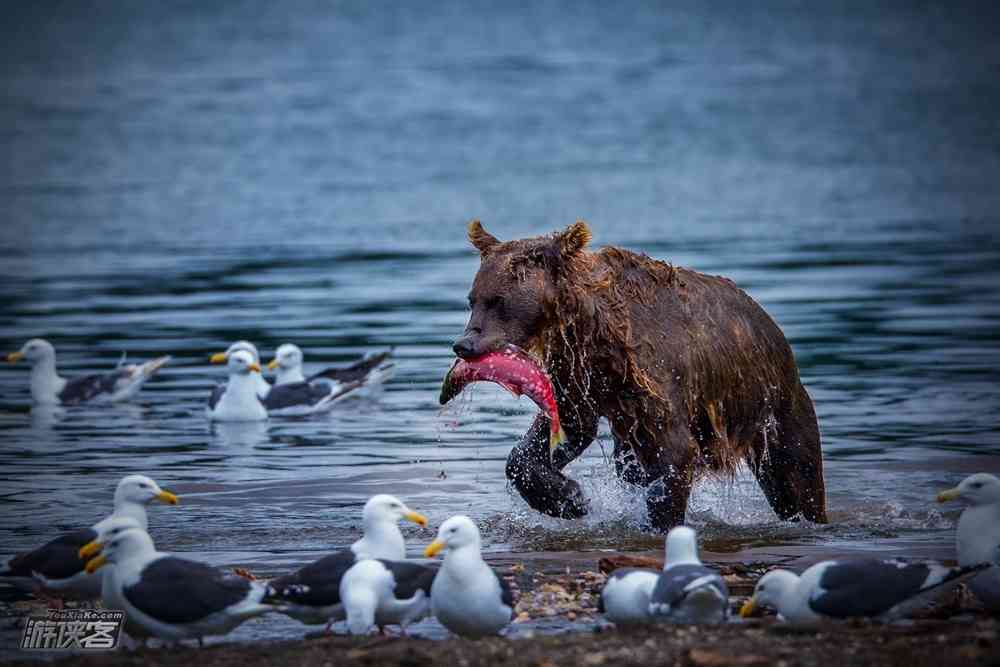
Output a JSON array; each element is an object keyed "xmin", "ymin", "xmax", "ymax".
[
  {"xmin": 209, "ymin": 341, "xmax": 271, "ymax": 399},
  {"xmin": 7, "ymin": 338, "xmax": 170, "ymax": 405},
  {"xmin": 268, "ymin": 343, "xmax": 394, "ymax": 392}
]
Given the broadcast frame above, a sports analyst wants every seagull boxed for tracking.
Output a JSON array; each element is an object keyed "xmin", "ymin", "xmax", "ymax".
[
  {"xmin": 340, "ymin": 558, "xmax": 436, "ymax": 635},
  {"xmin": 82, "ymin": 526, "xmax": 275, "ymax": 645},
  {"xmin": 268, "ymin": 344, "xmax": 394, "ymax": 391},
  {"xmin": 206, "ymin": 350, "xmax": 268, "ymax": 421},
  {"xmin": 424, "ymin": 515, "xmax": 514, "ymax": 638},
  {"xmin": 0, "ymin": 475, "xmax": 178, "ymax": 603},
  {"xmin": 740, "ymin": 558, "xmax": 990, "ymax": 623},
  {"xmin": 648, "ymin": 526, "xmax": 729, "ymax": 624},
  {"xmin": 6, "ymin": 338, "xmax": 170, "ymax": 405},
  {"xmin": 598, "ymin": 567, "xmax": 659, "ymax": 626},
  {"xmin": 938, "ymin": 472, "xmax": 1000, "ymax": 611},
  {"xmin": 209, "ymin": 341, "xmax": 272, "ymax": 399},
  {"xmin": 265, "ymin": 495, "xmax": 428, "ymax": 630},
  {"xmin": 599, "ymin": 526, "xmax": 728, "ymax": 626},
  {"xmin": 208, "ymin": 349, "xmax": 363, "ymax": 420}
]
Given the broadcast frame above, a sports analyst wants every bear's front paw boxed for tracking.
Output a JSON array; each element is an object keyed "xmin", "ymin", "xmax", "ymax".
[{"xmin": 554, "ymin": 477, "xmax": 589, "ymax": 519}]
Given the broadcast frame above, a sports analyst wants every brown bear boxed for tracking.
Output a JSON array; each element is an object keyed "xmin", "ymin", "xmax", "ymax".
[{"xmin": 451, "ymin": 220, "xmax": 827, "ymax": 530}]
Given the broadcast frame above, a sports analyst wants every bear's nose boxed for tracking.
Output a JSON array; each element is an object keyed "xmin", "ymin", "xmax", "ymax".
[{"xmin": 453, "ymin": 337, "xmax": 477, "ymax": 359}]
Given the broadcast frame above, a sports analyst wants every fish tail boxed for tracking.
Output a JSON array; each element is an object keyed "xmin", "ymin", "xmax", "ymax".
[{"xmin": 549, "ymin": 424, "xmax": 567, "ymax": 459}]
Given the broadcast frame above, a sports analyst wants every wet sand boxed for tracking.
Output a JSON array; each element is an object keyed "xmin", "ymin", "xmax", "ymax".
[{"xmin": 38, "ymin": 618, "xmax": 999, "ymax": 667}]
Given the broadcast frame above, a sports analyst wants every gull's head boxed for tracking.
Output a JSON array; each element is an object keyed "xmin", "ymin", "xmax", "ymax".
[
  {"xmin": 664, "ymin": 525, "xmax": 700, "ymax": 566},
  {"xmin": 362, "ymin": 494, "xmax": 428, "ymax": 529},
  {"xmin": 210, "ymin": 340, "xmax": 260, "ymax": 365},
  {"xmin": 424, "ymin": 515, "xmax": 479, "ymax": 557},
  {"xmin": 115, "ymin": 474, "xmax": 179, "ymax": 507},
  {"xmin": 268, "ymin": 343, "xmax": 303, "ymax": 372},
  {"xmin": 740, "ymin": 568, "xmax": 799, "ymax": 618},
  {"xmin": 7, "ymin": 338, "xmax": 55, "ymax": 365},
  {"xmin": 937, "ymin": 473, "xmax": 1000, "ymax": 506},
  {"xmin": 83, "ymin": 527, "xmax": 154, "ymax": 574},
  {"xmin": 78, "ymin": 516, "xmax": 144, "ymax": 560},
  {"xmin": 226, "ymin": 350, "xmax": 261, "ymax": 375}
]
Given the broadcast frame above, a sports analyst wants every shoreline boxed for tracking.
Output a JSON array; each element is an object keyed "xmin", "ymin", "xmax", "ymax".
[{"xmin": 3, "ymin": 548, "xmax": 995, "ymax": 666}]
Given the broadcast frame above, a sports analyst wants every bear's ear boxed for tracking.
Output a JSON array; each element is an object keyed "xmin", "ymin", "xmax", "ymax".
[
  {"xmin": 468, "ymin": 219, "xmax": 500, "ymax": 256},
  {"xmin": 557, "ymin": 220, "xmax": 592, "ymax": 258}
]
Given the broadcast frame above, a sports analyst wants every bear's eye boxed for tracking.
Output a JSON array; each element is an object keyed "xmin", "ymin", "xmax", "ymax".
[{"xmin": 485, "ymin": 296, "xmax": 504, "ymax": 312}]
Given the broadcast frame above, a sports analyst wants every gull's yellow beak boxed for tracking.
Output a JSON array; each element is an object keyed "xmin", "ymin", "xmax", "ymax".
[
  {"xmin": 79, "ymin": 540, "xmax": 102, "ymax": 560},
  {"xmin": 404, "ymin": 510, "xmax": 428, "ymax": 528},
  {"xmin": 248, "ymin": 362, "xmax": 261, "ymax": 373},
  {"xmin": 85, "ymin": 554, "xmax": 108, "ymax": 575},
  {"xmin": 267, "ymin": 359, "xmax": 279, "ymax": 370},
  {"xmin": 739, "ymin": 597, "xmax": 757, "ymax": 618},
  {"xmin": 424, "ymin": 539, "xmax": 445, "ymax": 558},
  {"xmin": 937, "ymin": 487, "xmax": 961, "ymax": 503},
  {"xmin": 156, "ymin": 490, "xmax": 179, "ymax": 505},
  {"xmin": 209, "ymin": 352, "xmax": 228, "ymax": 364},
  {"xmin": 6, "ymin": 351, "xmax": 24, "ymax": 363}
]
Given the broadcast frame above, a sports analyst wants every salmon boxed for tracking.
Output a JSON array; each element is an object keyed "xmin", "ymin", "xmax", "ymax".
[{"xmin": 440, "ymin": 344, "xmax": 566, "ymax": 459}]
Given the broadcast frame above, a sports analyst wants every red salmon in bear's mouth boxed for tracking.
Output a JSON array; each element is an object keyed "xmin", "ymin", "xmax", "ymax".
[{"xmin": 440, "ymin": 344, "xmax": 566, "ymax": 460}]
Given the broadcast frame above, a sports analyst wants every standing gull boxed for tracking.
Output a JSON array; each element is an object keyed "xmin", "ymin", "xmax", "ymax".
[
  {"xmin": 82, "ymin": 526, "xmax": 274, "ymax": 644},
  {"xmin": 265, "ymin": 495, "xmax": 428, "ymax": 629},
  {"xmin": 0, "ymin": 475, "xmax": 178, "ymax": 602},
  {"xmin": 938, "ymin": 472, "xmax": 1000, "ymax": 610},
  {"xmin": 7, "ymin": 339, "xmax": 170, "ymax": 405},
  {"xmin": 268, "ymin": 344, "xmax": 394, "ymax": 391},
  {"xmin": 648, "ymin": 526, "xmax": 729, "ymax": 624},
  {"xmin": 598, "ymin": 567, "xmax": 659, "ymax": 626},
  {"xmin": 209, "ymin": 341, "xmax": 271, "ymax": 399},
  {"xmin": 340, "ymin": 558, "xmax": 436, "ymax": 635},
  {"xmin": 740, "ymin": 558, "xmax": 989, "ymax": 623},
  {"xmin": 424, "ymin": 515, "xmax": 514, "ymax": 638}
]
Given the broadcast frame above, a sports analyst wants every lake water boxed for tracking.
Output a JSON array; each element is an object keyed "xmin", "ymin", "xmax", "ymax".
[{"xmin": 1, "ymin": 0, "xmax": 998, "ymax": 643}]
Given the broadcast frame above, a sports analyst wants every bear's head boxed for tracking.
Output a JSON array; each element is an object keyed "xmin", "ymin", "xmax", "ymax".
[{"xmin": 453, "ymin": 220, "xmax": 592, "ymax": 360}]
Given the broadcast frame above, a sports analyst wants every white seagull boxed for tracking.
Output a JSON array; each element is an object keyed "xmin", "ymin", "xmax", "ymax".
[
  {"xmin": 7, "ymin": 338, "xmax": 170, "ymax": 405},
  {"xmin": 599, "ymin": 526, "xmax": 728, "ymax": 626},
  {"xmin": 0, "ymin": 475, "xmax": 178, "ymax": 602},
  {"xmin": 424, "ymin": 515, "xmax": 514, "ymax": 638},
  {"xmin": 740, "ymin": 558, "xmax": 990, "ymax": 623},
  {"xmin": 938, "ymin": 472, "xmax": 1000, "ymax": 611},
  {"xmin": 598, "ymin": 567, "xmax": 659, "ymax": 626},
  {"xmin": 206, "ymin": 350, "xmax": 268, "ymax": 421},
  {"xmin": 208, "ymin": 349, "xmax": 362, "ymax": 420},
  {"xmin": 268, "ymin": 344, "xmax": 394, "ymax": 391},
  {"xmin": 648, "ymin": 526, "xmax": 729, "ymax": 624},
  {"xmin": 82, "ymin": 526, "xmax": 275, "ymax": 645},
  {"xmin": 340, "ymin": 558, "xmax": 436, "ymax": 635},
  {"xmin": 209, "ymin": 341, "xmax": 271, "ymax": 399},
  {"xmin": 265, "ymin": 495, "xmax": 428, "ymax": 630}
]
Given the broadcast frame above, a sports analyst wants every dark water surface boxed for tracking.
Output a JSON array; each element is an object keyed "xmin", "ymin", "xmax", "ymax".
[{"xmin": 1, "ymin": 0, "xmax": 999, "ymax": 642}]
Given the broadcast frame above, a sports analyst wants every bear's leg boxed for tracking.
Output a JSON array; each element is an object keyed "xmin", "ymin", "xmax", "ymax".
[
  {"xmin": 749, "ymin": 384, "xmax": 828, "ymax": 523},
  {"xmin": 506, "ymin": 412, "xmax": 597, "ymax": 519},
  {"xmin": 613, "ymin": 441, "xmax": 652, "ymax": 487},
  {"xmin": 615, "ymin": 420, "xmax": 697, "ymax": 532},
  {"xmin": 644, "ymin": 463, "xmax": 695, "ymax": 531}
]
